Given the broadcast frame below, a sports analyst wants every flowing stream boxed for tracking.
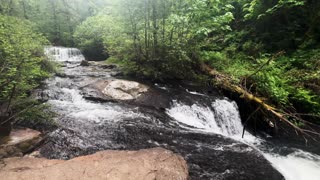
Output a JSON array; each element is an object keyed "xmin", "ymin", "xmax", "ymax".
[
  {"xmin": 167, "ymin": 99, "xmax": 320, "ymax": 180},
  {"xmin": 39, "ymin": 47, "xmax": 320, "ymax": 180}
]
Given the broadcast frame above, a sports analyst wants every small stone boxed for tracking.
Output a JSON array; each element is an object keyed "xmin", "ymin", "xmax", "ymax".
[
  {"xmin": 6, "ymin": 146, "xmax": 17, "ymax": 155},
  {"xmin": 80, "ymin": 60, "xmax": 90, "ymax": 66},
  {"xmin": 100, "ymin": 64, "xmax": 117, "ymax": 69},
  {"xmin": 25, "ymin": 151, "xmax": 41, "ymax": 158},
  {"xmin": 18, "ymin": 142, "xmax": 31, "ymax": 151},
  {"xmin": 56, "ymin": 72, "xmax": 67, "ymax": 77},
  {"xmin": 0, "ymin": 149, "xmax": 8, "ymax": 158}
]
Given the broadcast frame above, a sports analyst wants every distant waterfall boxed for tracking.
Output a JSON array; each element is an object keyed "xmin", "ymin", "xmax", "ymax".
[{"xmin": 44, "ymin": 46, "xmax": 85, "ymax": 62}]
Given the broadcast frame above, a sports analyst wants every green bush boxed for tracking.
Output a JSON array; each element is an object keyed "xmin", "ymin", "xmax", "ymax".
[
  {"xmin": 0, "ymin": 15, "xmax": 53, "ymax": 124},
  {"xmin": 0, "ymin": 15, "xmax": 49, "ymax": 100}
]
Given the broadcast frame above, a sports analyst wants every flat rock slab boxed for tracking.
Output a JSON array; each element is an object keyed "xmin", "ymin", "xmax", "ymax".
[
  {"xmin": 0, "ymin": 128, "xmax": 41, "ymax": 158},
  {"xmin": 0, "ymin": 148, "xmax": 188, "ymax": 180}
]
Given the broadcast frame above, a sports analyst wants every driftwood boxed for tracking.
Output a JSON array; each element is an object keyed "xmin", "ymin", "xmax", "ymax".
[{"xmin": 201, "ymin": 63, "xmax": 320, "ymax": 140}]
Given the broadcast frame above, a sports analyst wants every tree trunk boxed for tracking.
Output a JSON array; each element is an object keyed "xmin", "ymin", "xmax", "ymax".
[
  {"xmin": 152, "ymin": 0, "xmax": 158, "ymax": 57},
  {"xmin": 0, "ymin": 116, "xmax": 11, "ymax": 137}
]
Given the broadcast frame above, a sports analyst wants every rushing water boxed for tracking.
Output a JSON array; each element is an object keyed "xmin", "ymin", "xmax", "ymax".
[
  {"xmin": 39, "ymin": 47, "xmax": 320, "ymax": 180},
  {"xmin": 166, "ymin": 99, "xmax": 320, "ymax": 180},
  {"xmin": 45, "ymin": 46, "xmax": 85, "ymax": 62}
]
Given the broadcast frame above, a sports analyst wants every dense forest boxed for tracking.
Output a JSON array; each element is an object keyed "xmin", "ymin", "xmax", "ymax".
[{"xmin": 0, "ymin": 0, "xmax": 319, "ymax": 137}]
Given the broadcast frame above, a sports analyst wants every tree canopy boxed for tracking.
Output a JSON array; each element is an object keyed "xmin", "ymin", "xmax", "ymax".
[{"xmin": 0, "ymin": 0, "xmax": 319, "ymax": 131}]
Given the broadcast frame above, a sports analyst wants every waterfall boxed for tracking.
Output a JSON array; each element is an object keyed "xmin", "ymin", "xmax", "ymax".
[
  {"xmin": 166, "ymin": 98, "xmax": 254, "ymax": 140},
  {"xmin": 44, "ymin": 46, "xmax": 85, "ymax": 62},
  {"xmin": 167, "ymin": 98, "xmax": 320, "ymax": 180}
]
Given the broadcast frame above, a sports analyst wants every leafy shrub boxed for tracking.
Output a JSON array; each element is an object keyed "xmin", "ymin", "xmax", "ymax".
[{"xmin": 0, "ymin": 15, "xmax": 54, "ymax": 126}]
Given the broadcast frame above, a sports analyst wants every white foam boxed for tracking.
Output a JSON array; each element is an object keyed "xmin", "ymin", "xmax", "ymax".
[
  {"xmin": 264, "ymin": 150, "xmax": 320, "ymax": 180},
  {"xmin": 45, "ymin": 46, "xmax": 85, "ymax": 62},
  {"xmin": 166, "ymin": 100, "xmax": 221, "ymax": 133},
  {"xmin": 49, "ymin": 88, "xmax": 141, "ymax": 123},
  {"xmin": 166, "ymin": 98, "xmax": 320, "ymax": 180}
]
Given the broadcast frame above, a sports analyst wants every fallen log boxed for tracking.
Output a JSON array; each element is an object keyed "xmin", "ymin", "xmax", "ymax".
[{"xmin": 201, "ymin": 63, "xmax": 320, "ymax": 140}]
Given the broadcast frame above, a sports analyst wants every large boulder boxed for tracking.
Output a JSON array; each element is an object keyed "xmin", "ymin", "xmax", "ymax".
[
  {"xmin": 0, "ymin": 148, "xmax": 188, "ymax": 180},
  {"xmin": 0, "ymin": 128, "xmax": 42, "ymax": 159},
  {"xmin": 101, "ymin": 79, "xmax": 149, "ymax": 100},
  {"xmin": 81, "ymin": 79, "xmax": 149, "ymax": 101},
  {"xmin": 81, "ymin": 79, "xmax": 171, "ymax": 109}
]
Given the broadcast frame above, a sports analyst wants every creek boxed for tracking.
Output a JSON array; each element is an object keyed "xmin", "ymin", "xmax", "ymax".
[{"xmin": 37, "ymin": 47, "xmax": 320, "ymax": 180}]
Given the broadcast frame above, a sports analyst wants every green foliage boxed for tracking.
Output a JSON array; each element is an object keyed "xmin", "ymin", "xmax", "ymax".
[
  {"xmin": 74, "ymin": 13, "xmax": 127, "ymax": 60},
  {"xmin": 254, "ymin": 60, "xmax": 291, "ymax": 105},
  {"xmin": 0, "ymin": 0, "xmax": 109, "ymax": 46},
  {"xmin": 0, "ymin": 16, "xmax": 49, "ymax": 101},
  {"xmin": 13, "ymin": 99, "xmax": 56, "ymax": 127},
  {"xmin": 2, "ymin": 0, "xmax": 318, "ymax": 124},
  {"xmin": 244, "ymin": 0, "xmax": 305, "ymax": 20},
  {"xmin": 0, "ymin": 14, "xmax": 50, "ymax": 115}
]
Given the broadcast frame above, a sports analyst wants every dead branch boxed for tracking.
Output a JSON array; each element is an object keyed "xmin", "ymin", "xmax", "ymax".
[{"xmin": 201, "ymin": 63, "xmax": 320, "ymax": 140}]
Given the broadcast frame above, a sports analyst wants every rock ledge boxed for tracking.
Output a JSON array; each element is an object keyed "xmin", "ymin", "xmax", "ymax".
[
  {"xmin": 0, "ymin": 128, "xmax": 41, "ymax": 159},
  {"xmin": 0, "ymin": 148, "xmax": 188, "ymax": 180}
]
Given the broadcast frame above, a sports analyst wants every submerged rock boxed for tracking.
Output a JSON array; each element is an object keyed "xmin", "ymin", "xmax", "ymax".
[
  {"xmin": 80, "ymin": 60, "xmax": 90, "ymax": 66},
  {"xmin": 1, "ymin": 148, "xmax": 188, "ymax": 180},
  {"xmin": 100, "ymin": 64, "xmax": 117, "ymax": 69},
  {"xmin": 0, "ymin": 128, "xmax": 42, "ymax": 159}
]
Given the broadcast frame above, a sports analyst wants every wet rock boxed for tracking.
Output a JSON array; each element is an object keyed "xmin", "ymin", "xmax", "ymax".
[
  {"xmin": 100, "ymin": 64, "xmax": 117, "ymax": 69},
  {"xmin": 80, "ymin": 60, "xmax": 90, "ymax": 66},
  {"xmin": 82, "ymin": 80, "xmax": 149, "ymax": 101},
  {"xmin": 110, "ymin": 71, "xmax": 124, "ymax": 77},
  {"xmin": 117, "ymin": 124, "xmax": 284, "ymax": 180},
  {"xmin": 102, "ymin": 79, "xmax": 149, "ymax": 100},
  {"xmin": 1, "ymin": 148, "xmax": 188, "ymax": 180},
  {"xmin": 55, "ymin": 72, "xmax": 67, "ymax": 78},
  {"xmin": 0, "ymin": 128, "xmax": 42, "ymax": 159},
  {"xmin": 81, "ymin": 85, "xmax": 115, "ymax": 103},
  {"xmin": 81, "ymin": 79, "xmax": 171, "ymax": 109}
]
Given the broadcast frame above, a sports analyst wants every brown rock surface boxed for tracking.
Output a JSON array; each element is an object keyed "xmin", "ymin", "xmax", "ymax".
[
  {"xmin": 0, "ymin": 128, "xmax": 42, "ymax": 158},
  {"xmin": 0, "ymin": 148, "xmax": 188, "ymax": 180}
]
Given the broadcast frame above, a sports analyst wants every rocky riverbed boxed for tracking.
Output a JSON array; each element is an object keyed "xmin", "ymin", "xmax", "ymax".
[
  {"xmin": 3, "ymin": 47, "xmax": 320, "ymax": 180},
  {"xmin": 31, "ymin": 47, "xmax": 284, "ymax": 180}
]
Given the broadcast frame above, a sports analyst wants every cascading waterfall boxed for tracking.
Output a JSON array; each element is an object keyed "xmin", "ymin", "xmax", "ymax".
[
  {"xmin": 166, "ymin": 98, "xmax": 320, "ymax": 180},
  {"xmin": 166, "ymin": 99, "xmax": 256, "ymax": 141},
  {"xmin": 44, "ymin": 46, "xmax": 85, "ymax": 62}
]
